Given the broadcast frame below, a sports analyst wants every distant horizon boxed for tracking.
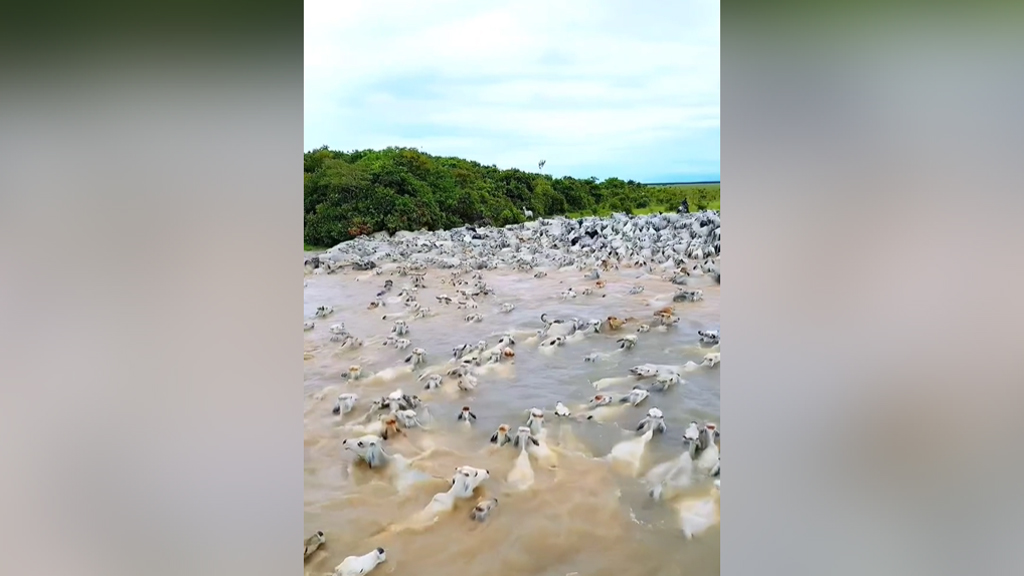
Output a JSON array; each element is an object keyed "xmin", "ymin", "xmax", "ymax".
[
  {"xmin": 644, "ymin": 180, "xmax": 721, "ymax": 185},
  {"xmin": 305, "ymin": 145, "xmax": 719, "ymax": 184},
  {"xmin": 305, "ymin": 0, "xmax": 719, "ymax": 185}
]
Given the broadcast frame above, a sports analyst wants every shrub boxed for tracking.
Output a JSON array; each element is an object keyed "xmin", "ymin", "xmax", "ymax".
[{"xmin": 303, "ymin": 147, "xmax": 720, "ymax": 245}]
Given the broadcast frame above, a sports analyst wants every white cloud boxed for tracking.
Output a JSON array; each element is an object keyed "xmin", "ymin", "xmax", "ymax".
[{"xmin": 304, "ymin": 0, "xmax": 720, "ymax": 181}]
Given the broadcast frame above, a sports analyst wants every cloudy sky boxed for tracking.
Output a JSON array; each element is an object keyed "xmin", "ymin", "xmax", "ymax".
[{"xmin": 305, "ymin": 0, "xmax": 719, "ymax": 183}]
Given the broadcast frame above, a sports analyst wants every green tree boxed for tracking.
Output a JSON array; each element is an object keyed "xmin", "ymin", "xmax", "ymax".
[{"xmin": 302, "ymin": 147, "xmax": 719, "ymax": 246}]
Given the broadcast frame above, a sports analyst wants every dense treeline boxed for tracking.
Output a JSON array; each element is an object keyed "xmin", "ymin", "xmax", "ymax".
[{"xmin": 304, "ymin": 146, "xmax": 720, "ymax": 248}]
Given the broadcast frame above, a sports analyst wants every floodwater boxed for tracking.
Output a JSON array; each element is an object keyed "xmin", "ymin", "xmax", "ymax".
[{"xmin": 303, "ymin": 262, "xmax": 720, "ymax": 576}]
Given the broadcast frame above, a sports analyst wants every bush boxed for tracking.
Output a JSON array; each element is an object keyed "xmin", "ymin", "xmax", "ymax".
[{"xmin": 304, "ymin": 147, "xmax": 720, "ymax": 246}]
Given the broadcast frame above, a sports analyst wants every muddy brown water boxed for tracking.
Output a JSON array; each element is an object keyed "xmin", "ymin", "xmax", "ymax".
[{"xmin": 304, "ymin": 263, "xmax": 720, "ymax": 576}]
